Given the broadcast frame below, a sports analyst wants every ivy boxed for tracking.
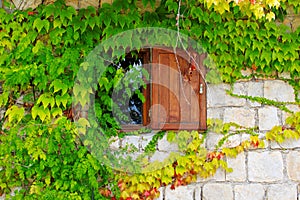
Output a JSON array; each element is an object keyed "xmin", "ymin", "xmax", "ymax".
[{"xmin": 0, "ymin": 0, "xmax": 300, "ymax": 199}]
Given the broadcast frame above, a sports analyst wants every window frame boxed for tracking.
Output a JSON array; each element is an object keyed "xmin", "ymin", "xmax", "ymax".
[{"xmin": 120, "ymin": 47, "xmax": 207, "ymax": 132}]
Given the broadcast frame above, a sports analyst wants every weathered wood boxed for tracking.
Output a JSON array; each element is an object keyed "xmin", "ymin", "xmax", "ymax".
[{"xmin": 152, "ymin": 48, "xmax": 207, "ymax": 130}]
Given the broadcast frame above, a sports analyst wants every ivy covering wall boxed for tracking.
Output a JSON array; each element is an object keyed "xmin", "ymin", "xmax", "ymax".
[{"xmin": 0, "ymin": 0, "xmax": 300, "ymax": 199}]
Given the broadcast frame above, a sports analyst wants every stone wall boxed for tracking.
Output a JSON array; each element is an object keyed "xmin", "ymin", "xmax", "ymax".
[{"xmin": 113, "ymin": 79, "xmax": 300, "ymax": 200}]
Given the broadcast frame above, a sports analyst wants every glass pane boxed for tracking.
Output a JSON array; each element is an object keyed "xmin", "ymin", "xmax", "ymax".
[{"xmin": 115, "ymin": 57, "xmax": 144, "ymax": 125}]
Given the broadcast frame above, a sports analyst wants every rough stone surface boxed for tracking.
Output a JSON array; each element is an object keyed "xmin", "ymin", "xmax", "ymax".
[
  {"xmin": 226, "ymin": 152, "xmax": 246, "ymax": 182},
  {"xmin": 12, "ymin": 0, "xmax": 42, "ymax": 9},
  {"xmin": 248, "ymin": 151, "xmax": 283, "ymax": 182},
  {"xmin": 140, "ymin": 133, "xmax": 156, "ymax": 150},
  {"xmin": 165, "ymin": 185, "xmax": 195, "ymax": 200},
  {"xmin": 234, "ymin": 184, "xmax": 265, "ymax": 200},
  {"xmin": 109, "ymin": 136, "xmax": 120, "ymax": 150},
  {"xmin": 258, "ymin": 106, "xmax": 280, "ymax": 131},
  {"xmin": 207, "ymin": 108, "xmax": 224, "ymax": 119},
  {"xmin": 267, "ymin": 184, "xmax": 297, "ymax": 200},
  {"xmin": 287, "ymin": 151, "xmax": 300, "ymax": 181},
  {"xmin": 202, "ymin": 183, "xmax": 233, "ymax": 200},
  {"xmin": 205, "ymin": 132, "xmax": 223, "ymax": 150},
  {"xmin": 223, "ymin": 134, "xmax": 241, "ymax": 148},
  {"xmin": 157, "ymin": 135, "xmax": 179, "ymax": 152},
  {"xmin": 270, "ymin": 139, "xmax": 300, "ymax": 149},
  {"xmin": 207, "ymin": 84, "xmax": 246, "ymax": 107},
  {"xmin": 264, "ymin": 80, "xmax": 295, "ymax": 102},
  {"xmin": 66, "ymin": 0, "xmax": 79, "ymax": 9},
  {"xmin": 247, "ymin": 81, "xmax": 264, "ymax": 107},
  {"xmin": 282, "ymin": 104, "xmax": 300, "ymax": 123},
  {"xmin": 224, "ymin": 108, "xmax": 256, "ymax": 128},
  {"xmin": 80, "ymin": 0, "xmax": 99, "ymax": 8},
  {"xmin": 233, "ymin": 82, "xmax": 247, "ymax": 96},
  {"xmin": 122, "ymin": 135, "xmax": 140, "ymax": 150}
]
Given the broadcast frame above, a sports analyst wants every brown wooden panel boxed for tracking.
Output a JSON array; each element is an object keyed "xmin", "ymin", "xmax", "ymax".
[{"xmin": 152, "ymin": 48, "xmax": 207, "ymax": 130}]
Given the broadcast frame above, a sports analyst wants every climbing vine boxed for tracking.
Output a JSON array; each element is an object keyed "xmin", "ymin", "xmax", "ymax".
[{"xmin": 0, "ymin": 0, "xmax": 300, "ymax": 199}]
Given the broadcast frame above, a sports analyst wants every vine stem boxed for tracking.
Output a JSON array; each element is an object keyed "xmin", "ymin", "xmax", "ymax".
[{"xmin": 173, "ymin": 0, "xmax": 209, "ymax": 105}]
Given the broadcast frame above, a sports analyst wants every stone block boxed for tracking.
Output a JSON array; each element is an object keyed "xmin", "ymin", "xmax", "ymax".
[
  {"xmin": 157, "ymin": 135, "xmax": 179, "ymax": 152},
  {"xmin": 258, "ymin": 106, "xmax": 279, "ymax": 131},
  {"xmin": 80, "ymin": 0, "xmax": 99, "ymax": 8},
  {"xmin": 66, "ymin": 0, "xmax": 80, "ymax": 9},
  {"xmin": 12, "ymin": 0, "xmax": 42, "ymax": 9},
  {"xmin": 234, "ymin": 184, "xmax": 265, "ymax": 200},
  {"xmin": 121, "ymin": 135, "xmax": 140, "ymax": 150},
  {"xmin": 248, "ymin": 151, "xmax": 283, "ymax": 182},
  {"xmin": 222, "ymin": 134, "xmax": 241, "ymax": 148},
  {"xmin": 165, "ymin": 185, "xmax": 195, "ymax": 200},
  {"xmin": 247, "ymin": 81, "xmax": 264, "ymax": 107},
  {"xmin": 205, "ymin": 132, "xmax": 223, "ymax": 150},
  {"xmin": 267, "ymin": 184, "xmax": 297, "ymax": 200},
  {"xmin": 226, "ymin": 152, "xmax": 246, "ymax": 182},
  {"xmin": 140, "ymin": 133, "xmax": 156, "ymax": 150},
  {"xmin": 282, "ymin": 105, "xmax": 300, "ymax": 123},
  {"xmin": 207, "ymin": 108, "xmax": 224, "ymax": 120},
  {"xmin": 207, "ymin": 84, "xmax": 246, "ymax": 108},
  {"xmin": 287, "ymin": 151, "xmax": 300, "ymax": 181},
  {"xmin": 108, "ymin": 136, "xmax": 120, "ymax": 150},
  {"xmin": 264, "ymin": 80, "xmax": 295, "ymax": 102},
  {"xmin": 270, "ymin": 139, "xmax": 300, "ymax": 149},
  {"xmin": 224, "ymin": 108, "xmax": 256, "ymax": 128},
  {"xmin": 233, "ymin": 82, "xmax": 247, "ymax": 96},
  {"xmin": 203, "ymin": 183, "xmax": 233, "ymax": 200}
]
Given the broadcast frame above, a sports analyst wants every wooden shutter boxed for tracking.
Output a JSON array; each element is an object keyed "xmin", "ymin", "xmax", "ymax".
[{"xmin": 151, "ymin": 48, "xmax": 207, "ymax": 130}]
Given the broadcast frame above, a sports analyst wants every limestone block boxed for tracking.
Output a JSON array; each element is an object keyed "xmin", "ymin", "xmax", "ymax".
[
  {"xmin": 80, "ymin": 0, "xmax": 99, "ymax": 9},
  {"xmin": 121, "ymin": 135, "xmax": 140, "ymax": 150},
  {"xmin": 207, "ymin": 84, "xmax": 246, "ymax": 108},
  {"xmin": 264, "ymin": 80, "xmax": 295, "ymax": 102},
  {"xmin": 224, "ymin": 108, "xmax": 256, "ymax": 128},
  {"xmin": 287, "ymin": 151, "xmax": 300, "ymax": 181},
  {"xmin": 165, "ymin": 185, "xmax": 195, "ymax": 200},
  {"xmin": 66, "ymin": 0, "xmax": 79, "ymax": 9},
  {"xmin": 282, "ymin": 104, "xmax": 300, "ymax": 123},
  {"xmin": 270, "ymin": 139, "xmax": 300, "ymax": 149},
  {"xmin": 203, "ymin": 183, "xmax": 233, "ymax": 200},
  {"xmin": 234, "ymin": 184, "xmax": 265, "ymax": 200},
  {"xmin": 226, "ymin": 152, "xmax": 246, "ymax": 182},
  {"xmin": 267, "ymin": 184, "xmax": 297, "ymax": 200},
  {"xmin": 157, "ymin": 135, "xmax": 179, "ymax": 152},
  {"xmin": 140, "ymin": 132, "xmax": 156, "ymax": 150},
  {"xmin": 12, "ymin": 0, "xmax": 42, "ymax": 9},
  {"xmin": 223, "ymin": 134, "xmax": 241, "ymax": 148},
  {"xmin": 247, "ymin": 81, "xmax": 263, "ymax": 107},
  {"xmin": 248, "ymin": 151, "xmax": 283, "ymax": 182},
  {"xmin": 108, "ymin": 136, "xmax": 120, "ymax": 150},
  {"xmin": 233, "ymin": 82, "xmax": 247, "ymax": 96},
  {"xmin": 258, "ymin": 106, "xmax": 279, "ymax": 131},
  {"xmin": 205, "ymin": 132, "xmax": 223, "ymax": 150},
  {"xmin": 207, "ymin": 107, "xmax": 224, "ymax": 120},
  {"xmin": 292, "ymin": 16, "xmax": 300, "ymax": 31}
]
